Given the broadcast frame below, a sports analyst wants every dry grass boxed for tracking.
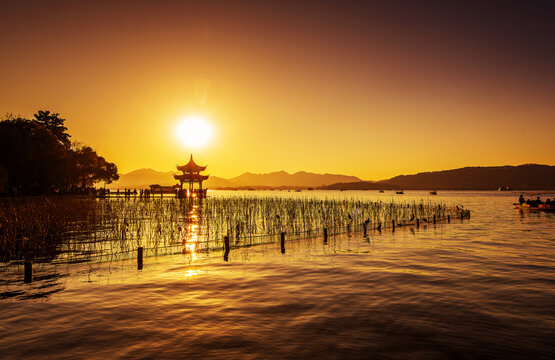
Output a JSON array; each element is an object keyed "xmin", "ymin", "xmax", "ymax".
[{"xmin": 0, "ymin": 195, "xmax": 469, "ymax": 263}]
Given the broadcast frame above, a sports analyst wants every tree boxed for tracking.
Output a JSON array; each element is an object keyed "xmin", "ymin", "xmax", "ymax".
[
  {"xmin": 0, "ymin": 118, "xmax": 70, "ymax": 192},
  {"xmin": 33, "ymin": 110, "xmax": 71, "ymax": 146},
  {"xmin": 0, "ymin": 111, "xmax": 119, "ymax": 195},
  {"xmin": 70, "ymin": 145, "xmax": 119, "ymax": 188}
]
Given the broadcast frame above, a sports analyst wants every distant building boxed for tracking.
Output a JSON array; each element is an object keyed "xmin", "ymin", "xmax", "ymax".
[{"xmin": 174, "ymin": 155, "xmax": 209, "ymax": 198}]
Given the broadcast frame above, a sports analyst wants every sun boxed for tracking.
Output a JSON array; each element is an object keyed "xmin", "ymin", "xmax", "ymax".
[{"xmin": 175, "ymin": 115, "xmax": 213, "ymax": 148}]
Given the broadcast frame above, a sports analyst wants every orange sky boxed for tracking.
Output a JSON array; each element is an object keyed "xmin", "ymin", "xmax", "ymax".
[{"xmin": 1, "ymin": 1, "xmax": 554, "ymax": 180}]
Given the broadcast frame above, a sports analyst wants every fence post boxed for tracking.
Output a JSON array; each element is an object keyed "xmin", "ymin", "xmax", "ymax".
[
  {"xmin": 281, "ymin": 232, "xmax": 285, "ymax": 253},
  {"xmin": 433, "ymin": 215, "xmax": 436, "ymax": 224},
  {"xmin": 24, "ymin": 261, "xmax": 32, "ymax": 283},
  {"xmin": 363, "ymin": 222, "xmax": 367, "ymax": 238},
  {"xmin": 416, "ymin": 218, "xmax": 420, "ymax": 228},
  {"xmin": 324, "ymin": 228, "xmax": 328, "ymax": 243},
  {"xmin": 447, "ymin": 215, "xmax": 450, "ymax": 223},
  {"xmin": 137, "ymin": 247, "xmax": 143, "ymax": 270},
  {"xmin": 392, "ymin": 220, "xmax": 395, "ymax": 232},
  {"xmin": 224, "ymin": 236, "xmax": 230, "ymax": 261}
]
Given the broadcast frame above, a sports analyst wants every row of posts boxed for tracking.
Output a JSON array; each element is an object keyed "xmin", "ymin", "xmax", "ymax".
[{"xmin": 22, "ymin": 212, "xmax": 468, "ymax": 281}]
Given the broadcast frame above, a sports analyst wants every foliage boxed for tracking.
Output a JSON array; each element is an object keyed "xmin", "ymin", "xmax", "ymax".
[
  {"xmin": 33, "ymin": 110, "xmax": 71, "ymax": 146},
  {"xmin": 0, "ymin": 117, "xmax": 69, "ymax": 191},
  {"xmin": 0, "ymin": 111, "xmax": 118, "ymax": 194},
  {"xmin": 71, "ymin": 145, "xmax": 119, "ymax": 187}
]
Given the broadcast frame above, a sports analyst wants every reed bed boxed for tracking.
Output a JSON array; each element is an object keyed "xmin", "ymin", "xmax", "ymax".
[
  {"xmin": 0, "ymin": 195, "xmax": 469, "ymax": 264},
  {"xmin": 0, "ymin": 197, "xmax": 97, "ymax": 262}
]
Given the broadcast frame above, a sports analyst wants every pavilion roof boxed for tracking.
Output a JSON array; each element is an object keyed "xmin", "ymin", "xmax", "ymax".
[{"xmin": 177, "ymin": 154, "xmax": 206, "ymax": 173}]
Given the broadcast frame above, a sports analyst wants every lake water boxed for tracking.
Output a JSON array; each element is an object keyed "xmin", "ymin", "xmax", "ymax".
[{"xmin": 1, "ymin": 191, "xmax": 554, "ymax": 359}]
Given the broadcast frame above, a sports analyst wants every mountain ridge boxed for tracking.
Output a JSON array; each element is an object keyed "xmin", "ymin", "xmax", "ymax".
[
  {"xmin": 107, "ymin": 164, "xmax": 555, "ymax": 190},
  {"xmin": 107, "ymin": 169, "xmax": 362, "ymax": 189},
  {"xmin": 320, "ymin": 164, "xmax": 555, "ymax": 190}
]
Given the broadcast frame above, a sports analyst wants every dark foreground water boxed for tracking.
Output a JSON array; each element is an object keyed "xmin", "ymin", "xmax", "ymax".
[{"xmin": 1, "ymin": 191, "xmax": 554, "ymax": 359}]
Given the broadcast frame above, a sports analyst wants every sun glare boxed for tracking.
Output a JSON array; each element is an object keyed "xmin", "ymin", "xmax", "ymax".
[{"xmin": 175, "ymin": 115, "xmax": 213, "ymax": 148}]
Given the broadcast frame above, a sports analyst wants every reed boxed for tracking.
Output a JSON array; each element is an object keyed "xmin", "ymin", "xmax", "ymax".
[
  {"xmin": 0, "ymin": 197, "xmax": 97, "ymax": 262},
  {"xmin": 0, "ymin": 195, "xmax": 469, "ymax": 264}
]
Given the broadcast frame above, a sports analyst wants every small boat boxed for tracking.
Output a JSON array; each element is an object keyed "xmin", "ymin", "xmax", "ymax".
[
  {"xmin": 396, "ymin": 191, "xmax": 404, "ymax": 194},
  {"xmin": 514, "ymin": 203, "xmax": 555, "ymax": 212},
  {"xmin": 378, "ymin": 190, "xmax": 384, "ymax": 193},
  {"xmin": 429, "ymin": 191, "xmax": 437, "ymax": 195}
]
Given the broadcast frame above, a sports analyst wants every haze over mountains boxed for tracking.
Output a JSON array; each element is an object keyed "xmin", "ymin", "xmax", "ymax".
[
  {"xmin": 108, "ymin": 164, "xmax": 555, "ymax": 191},
  {"xmin": 108, "ymin": 169, "xmax": 361, "ymax": 190}
]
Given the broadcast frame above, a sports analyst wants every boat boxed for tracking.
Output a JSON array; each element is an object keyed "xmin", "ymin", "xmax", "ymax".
[
  {"xmin": 396, "ymin": 191, "xmax": 404, "ymax": 194},
  {"xmin": 514, "ymin": 203, "xmax": 555, "ymax": 212},
  {"xmin": 429, "ymin": 191, "xmax": 437, "ymax": 195},
  {"xmin": 378, "ymin": 190, "xmax": 384, "ymax": 193}
]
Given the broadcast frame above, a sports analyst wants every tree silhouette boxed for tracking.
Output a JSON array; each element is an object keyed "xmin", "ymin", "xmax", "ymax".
[
  {"xmin": 0, "ymin": 111, "xmax": 118, "ymax": 195},
  {"xmin": 0, "ymin": 118, "xmax": 69, "ymax": 192},
  {"xmin": 33, "ymin": 110, "xmax": 71, "ymax": 146},
  {"xmin": 70, "ymin": 145, "xmax": 119, "ymax": 188}
]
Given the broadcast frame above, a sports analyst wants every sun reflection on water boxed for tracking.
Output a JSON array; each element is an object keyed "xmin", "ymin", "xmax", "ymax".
[
  {"xmin": 183, "ymin": 204, "xmax": 201, "ymax": 261},
  {"xmin": 182, "ymin": 269, "xmax": 201, "ymax": 277}
]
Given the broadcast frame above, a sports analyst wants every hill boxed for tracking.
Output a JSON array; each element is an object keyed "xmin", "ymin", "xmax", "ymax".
[
  {"xmin": 108, "ymin": 164, "xmax": 554, "ymax": 191},
  {"xmin": 376, "ymin": 164, "xmax": 554, "ymax": 190},
  {"xmin": 107, "ymin": 169, "xmax": 176, "ymax": 189},
  {"xmin": 107, "ymin": 169, "xmax": 361, "ymax": 189},
  {"xmin": 321, "ymin": 164, "xmax": 555, "ymax": 191},
  {"xmin": 228, "ymin": 171, "xmax": 361, "ymax": 188}
]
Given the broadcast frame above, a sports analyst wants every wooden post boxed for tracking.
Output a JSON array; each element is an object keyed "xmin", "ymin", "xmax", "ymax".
[
  {"xmin": 363, "ymin": 222, "xmax": 367, "ymax": 238},
  {"xmin": 281, "ymin": 232, "xmax": 285, "ymax": 253},
  {"xmin": 416, "ymin": 218, "xmax": 420, "ymax": 228},
  {"xmin": 377, "ymin": 222, "xmax": 381, "ymax": 232},
  {"xmin": 460, "ymin": 212, "xmax": 464, "ymax": 220},
  {"xmin": 433, "ymin": 215, "xmax": 436, "ymax": 224},
  {"xmin": 447, "ymin": 215, "xmax": 450, "ymax": 223},
  {"xmin": 391, "ymin": 220, "xmax": 395, "ymax": 232},
  {"xmin": 224, "ymin": 236, "xmax": 230, "ymax": 261},
  {"xmin": 137, "ymin": 247, "xmax": 143, "ymax": 270},
  {"xmin": 323, "ymin": 228, "xmax": 328, "ymax": 243},
  {"xmin": 24, "ymin": 261, "xmax": 32, "ymax": 283}
]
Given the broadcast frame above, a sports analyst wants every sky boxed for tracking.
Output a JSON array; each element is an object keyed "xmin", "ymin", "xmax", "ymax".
[{"xmin": 1, "ymin": 0, "xmax": 554, "ymax": 180}]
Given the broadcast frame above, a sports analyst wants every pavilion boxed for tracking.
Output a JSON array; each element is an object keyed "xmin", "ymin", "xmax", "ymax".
[{"xmin": 174, "ymin": 155, "xmax": 209, "ymax": 198}]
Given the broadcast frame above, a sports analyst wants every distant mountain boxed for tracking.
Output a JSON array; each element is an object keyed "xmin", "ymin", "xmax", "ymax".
[
  {"xmin": 108, "ymin": 164, "xmax": 554, "ymax": 191},
  {"xmin": 206, "ymin": 176, "xmax": 240, "ymax": 189},
  {"xmin": 320, "ymin": 164, "xmax": 555, "ymax": 191},
  {"xmin": 382, "ymin": 164, "xmax": 555, "ymax": 190},
  {"xmin": 107, "ymin": 169, "xmax": 176, "ymax": 189},
  {"xmin": 108, "ymin": 169, "xmax": 361, "ymax": 189},
  {"xmin": 228, "ymin": 171, "xmax": 361, "ymax": 188}
]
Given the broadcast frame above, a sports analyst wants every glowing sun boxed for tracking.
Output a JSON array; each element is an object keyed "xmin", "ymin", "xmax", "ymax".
[{"xmin": 175, "ymin": 115, "xmax": 213, "ymax": 148}]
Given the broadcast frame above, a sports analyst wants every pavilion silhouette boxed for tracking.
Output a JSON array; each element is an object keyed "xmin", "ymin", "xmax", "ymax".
[{"xmin": 174, "ymin": 154, "xmax": 209, "ymax": 199}]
